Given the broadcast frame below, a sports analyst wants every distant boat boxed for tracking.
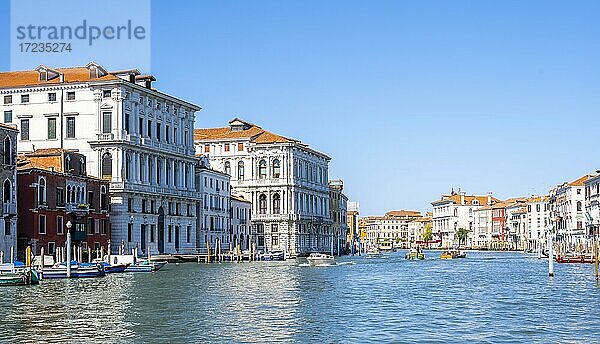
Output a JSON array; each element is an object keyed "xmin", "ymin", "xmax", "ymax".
[
  {"xmin": 366, "ymin": 247, "xmax": 383, "ymax": 258},
  {"xmin": 0, "ymin": 261, "xmax": 25, "ymax": 274},
  {"xmin": 306, "ymin": 253, "xmax": 336, "ymax": 266},
  {"xmin": 257, "ymin": 251, "xmax": 286, "ymax": 261},
  {"xmin": 556, "ymin": 254, "xmax": 595, "ymax": 264},
  {"xmin": 378, "ymin": 241, "xmax": 394, "ymax": 253},
  {"xmin": 405, "ymin": 248, "xmax": 425, "ymax": 260},
  {"xmin": 440, "ymin": 250, "xmax": 466, "ymax": 260}
]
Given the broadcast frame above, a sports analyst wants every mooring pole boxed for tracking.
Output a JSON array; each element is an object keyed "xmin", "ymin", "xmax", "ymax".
[{"xmin": 548, "ymin": 233, "xmax": 554, "ymax": 277}]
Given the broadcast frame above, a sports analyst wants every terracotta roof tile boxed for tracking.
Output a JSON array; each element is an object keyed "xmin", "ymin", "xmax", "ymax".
[
  {"xmin": 0, "ymin": 67, "xmax": 118, "ymax": 88},
  {"xmin": 194, "ymin": 120, "xmax": 293, "ymax": 144},
  {"xmin": 569, "ymin": 175, "xmax": 592, "ymax": 187},
  {"xmin": 385, "ymin": 210, "xmax": 422, "ymax": 218}
]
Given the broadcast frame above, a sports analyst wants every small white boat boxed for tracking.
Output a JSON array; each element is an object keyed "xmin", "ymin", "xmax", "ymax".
[
  {"xmin": 306, "ymin": 253, "xmax": 336, "ymax": 266},
  {"xmin": 366, "ymin": 247, "xmax": 383, "ymax": 258}
]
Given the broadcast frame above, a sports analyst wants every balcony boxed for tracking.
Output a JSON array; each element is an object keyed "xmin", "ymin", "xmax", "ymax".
[
  {"xmin": 2, "ymin": 203, "xmax": 16, "ymax": 215},
  {"xmin": 97, "ymin": 133, "xmax": 115, "ymax": 141},
  {"xmin": 66, "ymin": 203, "xmax": 90, "ymax": 214}
]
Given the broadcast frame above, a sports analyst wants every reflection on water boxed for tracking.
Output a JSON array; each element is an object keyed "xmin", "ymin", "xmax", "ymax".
[{"xmin": 1, "ymin": 251, "xmax": 599, "ymax": 343}]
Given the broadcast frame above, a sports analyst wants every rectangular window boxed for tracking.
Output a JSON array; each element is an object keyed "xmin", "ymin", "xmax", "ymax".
[
  {"xmin": 48, "ymin": 242, "xmax": 56, "ymax": 255},
  {"xmin": 88, "ymin": 191, "xmax": 94, "ymax": 209},
  {"xmin": 21, "ymin": 94, "xmax": 29, "ymax": 103},
  {"xmin": 156, "ymin": 123, "xmax": 161, "ymax": 141},
  {"xmin": 128, "ymin": 198, "xmax": 134, "ymax": 212},
  {"xmin": 20, "ymin": 119, "xmax": 29, "ymax": 140},
  {"xmin": 48, "ymin": 93, "xmax": 56, "ymax": 101},
  {"xmin": 4, "ymin": 221, "xmax": 10, "ymax": 235},
  {"xmin": 57, "ymin": 216, "xmax": 64, "ymax": 235},
  {"xmin": 102, "ymin": 112, "xmax": 112, "ymax": 133},
  {"xmin": 66, "ymin": 91, "xmax": 75, "ymax": 100},
  {"xmin": 94, "ymin": 219, "xmax": 100, "ymax": 234},
  {"xmin": 271, "ymin": 224, "xmax": 278, "ymax": 233},
  {"xmin": 101, "ymin": 219, "xmax": 108, "ymax": 235},
  {"xmin": 238, "ymin": 143, "xmax": 244, "ymax": 151},
  {"xmin": 128, "ymin": 223, "xmax": 133, "ymax": 242},
  {"xmin": 125, "ymin": 113, "xmax": 130, "ymax": 133},
  {"xmin": 204, "ymin": 145, "xmax": 210, "ymax": 153},
  {"xmin": 56, "ymin": 187, "xmax": 65, "ymax": 207},
  {"xmin": 66, "ymin": 117, "xmax": 76, "ymax": 138},
  {"xmin": 150, "ymin": 224, "xmax": 155, "ymax": 242},
  {"xmin": 272, "ymin": 235, "xmax": 279, "ymax": 247},
  {"xmin": 103, "ymin": 90, "xmax": 112, "ymax": 98},
  {"xmin": 47, "ymin": 118, "xmax": 57, "ymax": 139},
  {"xmin": 4, "ymin": 95, "xmax": 12, "ymax": 104},
  {"xmin": 187, "ymin": 226, "xmax": 191, "ymax": 243},
  {"xmin": 39, "ymin": 215, "xmax": 46, "ymax": 234},
  {"xmin": 139, "ymin": 117, "xmax": 144, "ymax": 136},
  {"xmin": 168, "ymin": 225, "xmax": 172, "ymax": 242},
  {"xmin": 88, "ymin": 218, "xmax": 94, "ymax": 234},
  {"xmin": 4, "ymin": 110, "xmax": 12, "ymax": 123},
  {"xmin": 147, "ymin": 120, "xmax": 152, "ymax": 138},
  {"xmin": 166, "ymin": 125, "xmax": 170, "ymax": 143},
  {"xmin": 224, "ymin": 144, "xmax": 230, "ymax": 152}
]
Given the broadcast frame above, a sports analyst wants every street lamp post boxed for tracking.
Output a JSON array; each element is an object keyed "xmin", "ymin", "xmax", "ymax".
[{"xmin": 66, "ymin": 220, "xmax": 72, "ymax": 278}]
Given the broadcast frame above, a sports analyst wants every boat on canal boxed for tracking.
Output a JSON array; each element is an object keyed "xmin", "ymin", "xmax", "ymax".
[
  {"xmin": 405, "ymin": 248, "xmax": 425, "ymax": 260},
  {"xmin": 366, "ymin": 247, "xmax": 383, "ymax": 258},
  {"xmin": 440, "ymin": 249, "xmax": 466, "ymax": 260},
  {"xmin": 0, "ymin": 269, "xmax": 41, "ymax": 286},
  {"xmin": 41, "ymin": 261, "xmax": 105, "ymax": 279},
  {"xmin": 0, "ymin": 261, "xmax": 25, "ymax": 274},
  {"xmin": 125, "ymin": 260, "xmax": 167, "ymax": 272},
  {"xmin": 306, "ymin": 253, "xmax": 336, "ymax": 266},
  {"xmin": 556, "ymin": 254, "xmax": 595, "ymax": 264}
]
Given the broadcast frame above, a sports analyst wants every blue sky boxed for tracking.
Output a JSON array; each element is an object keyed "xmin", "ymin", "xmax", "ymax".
[{"xmin": 1, "ymin": 0, "xmax": 599, "ymax": 215}]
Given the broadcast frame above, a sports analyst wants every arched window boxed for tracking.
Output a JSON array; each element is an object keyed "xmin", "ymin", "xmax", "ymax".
[
  {"xmin": 259, "ymin": 194, "xmax": 267, "ymax": 214},
  {"xmin": 272, "ymin": 193, "xmax": 280, "ymax": 214},
  {"xmin": 65, "ymin": 155, "xmax": 71, "ymax": 171},
  {"xmin": 101, "ymin": 153, "xmax": 112, "ymax": 179},
  {"xmin": 453, "ymin": 208, "xmax": 458, "ymax": 217},
  {"xmin": 3, "ymin": 137, "xmax": 12, "ymax": 165},
  {"xmin": 224, "ymin": 161, "xmax": 231, "ymax": 176},
  {"xmin": 3, "ymin": 179, "xmax": 11, "ymax": 203},
  {"xmin": 238, "ymin": 161, "xmax": 245, "ymax": 180},
  {"xmin": 38, "ymin": 177, "xmax": 46, "ymax": 205},
  {"xmin": 258, "ymin": 160, "xmax": 267, "ymax": 179},
  {"xmin": 67, "ymin": 186, "xmax": 71, "ymax": 203},
  {"xmin": 79, "ymin": 158, "xmax": 85, "ymax": 174},
  {"xmin": 272, "ymin": 159, "xmax": 281, "ymax": 178},
  {"xmin": 577, "ymin": 201, "xmax": 582, "ymax": 212},
  {"xmin": 100, "ymin": 185, "xmax": 108, "ymax": 210}
]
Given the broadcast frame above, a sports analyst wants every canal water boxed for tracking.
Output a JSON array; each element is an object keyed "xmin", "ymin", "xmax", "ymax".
[{"xmin": 1, "ymin": 251, "xmax": 599, "ymax": 343}]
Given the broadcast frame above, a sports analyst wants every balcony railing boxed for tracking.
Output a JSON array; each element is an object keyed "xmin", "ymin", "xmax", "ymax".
[
  {"xmin": 97, "ymin": 133, "xmax": 114, "ymax": 141},
  {"xmin": 66, "ymin": 203, "xmax": 90, "ymax": 214}
]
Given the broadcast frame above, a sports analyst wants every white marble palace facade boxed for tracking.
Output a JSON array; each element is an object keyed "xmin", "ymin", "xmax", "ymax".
[
  {"xmin": 194, "ymin": 118, "xmax": 332, "ymax": 257},
  {"xmin": 0, "ymin": 63, "xmax": 201, "ymax": 255}
]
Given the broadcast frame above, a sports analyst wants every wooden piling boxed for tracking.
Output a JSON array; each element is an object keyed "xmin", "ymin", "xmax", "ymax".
[{"xmin": 40, "ymin": 247, "xmax": 45, "ymax": 268}]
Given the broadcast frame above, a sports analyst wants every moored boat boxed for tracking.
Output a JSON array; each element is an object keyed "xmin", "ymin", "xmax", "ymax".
[
  {"xmin": 405, "ymin": 248, "xmax": 425, "ymax": 260},
  {"xmin": 0, "ymin": 269, "xmax": 40, "ymax": 286},
  {"xmin": 41, "ymin": 261, "xmax": 105, "ymax": 279},
  {"xmin": 306, "ymin": 253, "xmax": 336, "ymax": 266},
  {"xmin": 556, "ymin": 254, "xmax": 594, "ymax": 264},
  {"xmin": 124, "ymin": 260, "xmax": 167, "ymax": 272}
]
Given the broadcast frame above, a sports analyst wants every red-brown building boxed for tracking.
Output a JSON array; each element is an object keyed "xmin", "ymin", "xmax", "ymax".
[{"xmin": 17, "ymin": 148, "xmax": 110, "ymax": 258}]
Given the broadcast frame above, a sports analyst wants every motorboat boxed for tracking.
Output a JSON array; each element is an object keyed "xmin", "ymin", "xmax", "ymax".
[
  {"xmin": 306, "ymin": 253, "xmax": 336, "ymax": 266},
  {"xmin": 440, "ymin": 249, "xmax": 466, "ymax": 260},
  {"xmin": 41, "ymin": 261, "xmax": 105, "ymax": 279},
  {"xmin": 405, "ymin": 248, "xmax": 425, "ymax": 260},
  {"xmin": 366, "ymin": 247, "xmax": 383, "ymax": 258},
  {"xmin": 556, "ymin": 254, "xmax": 595, "ymax": 264},
  {"xmin": 124, "ymin": 260, "xmax": 167, "ymax": 272},
  {"xmin": 0, "ymin": 261, "xmax": 25, "ymax": 274},
  {"xmin": 91, "ymin": 259, "xmax": 129, "ymax": 273},
  {"xmin": 0, "ymin": 269, "xmax": 40, "ymax": 286}
]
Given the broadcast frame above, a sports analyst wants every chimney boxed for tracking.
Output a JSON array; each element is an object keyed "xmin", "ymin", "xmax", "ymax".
[
  {"xmin": 59, "ymin": 74, "xmax": 64, "ymax": 83},
  {"xmin": 145, "ymin": 79, "xmax": 152, "ymax": 89},
  {"xmin": 460, "ymin": 194, "xmax": 465, "ymax": 205},
  {"xmin": 129, "ymin": 73, "xmax": 136, "ymax": 83}
]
